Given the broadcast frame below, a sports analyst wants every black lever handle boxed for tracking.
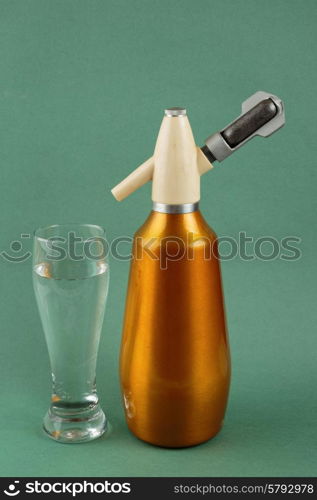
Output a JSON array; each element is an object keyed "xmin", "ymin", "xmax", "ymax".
[{"xmin": 202, "ymin": 91, "xmax": 285, "ymax": 163}]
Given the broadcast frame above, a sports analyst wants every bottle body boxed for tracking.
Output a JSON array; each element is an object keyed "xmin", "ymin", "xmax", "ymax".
[{"xmin": 120, "ymin": 209, "xmax": 230, "ymax": 447}]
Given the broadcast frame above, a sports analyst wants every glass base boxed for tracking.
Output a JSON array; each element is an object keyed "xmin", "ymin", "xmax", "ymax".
[{"xmin": 43, "ymin": 403, "xmax": 108, "ymax": 443}]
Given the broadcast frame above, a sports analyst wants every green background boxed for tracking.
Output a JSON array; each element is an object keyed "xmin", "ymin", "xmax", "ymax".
[{"xmin": 0, "ymin": 0, "xmax": 316, "ymax": 477}]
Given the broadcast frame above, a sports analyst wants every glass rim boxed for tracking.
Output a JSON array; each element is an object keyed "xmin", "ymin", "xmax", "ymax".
[{"xmin": 34, "ymin": 223, "xmax": 106, "ymax": 242}]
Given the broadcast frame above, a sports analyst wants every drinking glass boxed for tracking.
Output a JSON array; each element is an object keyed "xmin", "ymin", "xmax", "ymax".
[{"xmin": 33, "ymin": 224, "xmax": 109, "ymax": 443}]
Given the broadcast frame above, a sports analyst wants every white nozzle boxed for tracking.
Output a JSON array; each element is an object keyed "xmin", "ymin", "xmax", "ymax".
[{"xmin": 111, "ymin": 156, "xmax": 154, "ymax": 201}]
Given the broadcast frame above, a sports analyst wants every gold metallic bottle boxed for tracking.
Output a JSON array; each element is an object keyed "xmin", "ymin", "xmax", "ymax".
[
  {"xmin": 120, "ymin": 209, "xmax": 230, "ymax": 447},
  {"xmin": 111, "ymin": 95, "xmax": 285, "ymax": 447}
]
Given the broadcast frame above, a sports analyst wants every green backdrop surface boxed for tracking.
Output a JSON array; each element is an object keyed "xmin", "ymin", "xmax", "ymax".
[{"xmin": 0, "ymin": 0, "xmax": 316, "ymax": 477}]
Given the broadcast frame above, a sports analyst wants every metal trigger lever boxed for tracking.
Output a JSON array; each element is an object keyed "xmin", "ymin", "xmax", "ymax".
[{"xmin": 201, "ymin": 91, "xmax": 285, "ymax": 163}]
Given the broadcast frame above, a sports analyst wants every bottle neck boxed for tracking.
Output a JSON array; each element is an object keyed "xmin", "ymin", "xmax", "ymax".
[{"xmin": 152, "ymin": 202, "xmax": 199, "ymax": 214}]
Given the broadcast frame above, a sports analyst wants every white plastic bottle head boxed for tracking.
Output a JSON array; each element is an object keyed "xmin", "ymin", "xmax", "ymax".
[
  {"xmin": 111, "ymin": 109, "xmax": 212, "ymax": 203},
  {"xmin": 152, "ymin": 108, "xmax": 199, "ymax": 204}
]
